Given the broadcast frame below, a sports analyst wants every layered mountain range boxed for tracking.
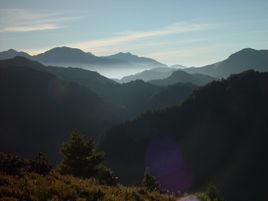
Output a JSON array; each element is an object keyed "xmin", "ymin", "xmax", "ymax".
[{"xmin": 0, "ymin": 56, "xmax": 195, "ymax": 161}]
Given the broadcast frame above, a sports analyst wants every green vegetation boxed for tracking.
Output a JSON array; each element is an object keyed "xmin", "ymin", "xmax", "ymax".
[
  {"xmin": 196, "ymin": 184, "xmax": 224, "ymax": 201},
  {"xmin": 0, "ymin": 133, "xmax": 180, "ymax": 201},
  {"xmin": 0, "ymin": 152, "xmax": 51, "ymax": 176},
  {"xmin": 0, "ymin": 171, "xmax": 177, "ymax": 201},
  {"xmin": 142, "ymin": 168, "xmax": 160, "ymax": 192},
  {"xmin": 58, "ymin": 130, "xmax": 117, "ymax": 185},
  {"xmin": 0, "ymin": 150, "xmax": 221, "ymax": 201}
]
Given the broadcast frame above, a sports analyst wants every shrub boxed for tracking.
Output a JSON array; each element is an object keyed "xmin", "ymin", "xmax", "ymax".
[
  {"xmin": 196, "ymin": 184, "xmax": 224, "ymax": 201},
  {"xmin": 29, "ymin": 153, "xmax": 52, "ymax": 175},
  {"xmin": 0, "ymin": 152, "xmax": 27, "ymax": 175}
]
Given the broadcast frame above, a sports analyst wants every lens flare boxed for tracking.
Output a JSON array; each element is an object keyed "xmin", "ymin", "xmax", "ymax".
[
  {"xmin": 145, "ymin": 137, "xmax": 192, "ymax": 192},
  {"xmin": 48, "ymin": 79, "xmax": 64, "ymax": 101}
]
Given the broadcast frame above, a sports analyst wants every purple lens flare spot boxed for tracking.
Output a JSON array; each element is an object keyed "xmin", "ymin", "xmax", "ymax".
[
  {"xmin": 48, "ymin": 79, "xmax": 64, "ymax": 101},
  {"xmin": 145, "ymin": 136, "xmax": 192, "ymax": 192}
]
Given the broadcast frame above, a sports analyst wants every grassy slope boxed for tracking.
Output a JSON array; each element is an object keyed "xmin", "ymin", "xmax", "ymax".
[{"xmin": 0, "ymin": 171, "xmax": 178, "ymax": 201}]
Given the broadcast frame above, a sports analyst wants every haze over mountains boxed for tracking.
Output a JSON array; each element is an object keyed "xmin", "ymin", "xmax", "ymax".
[
  {"xmin": 1, "ymin": 47, "xmax": 268, "ymax": 80},
  {"xmin": 118, "ymin": 48, "xmax": 268, "ymax": 82},
  {"xmin": 0, "ymin": 47, "xmax": 166, "ymax": 75},
  {"xmin": 120, "ymin": 67, "xmax": 178, "ymax": 83}
]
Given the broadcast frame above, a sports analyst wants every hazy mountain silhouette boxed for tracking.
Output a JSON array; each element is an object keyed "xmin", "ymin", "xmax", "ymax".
[
  {"xmin": 150, "ymin": 70, "xmax": 216, "ymax": 86},
  {"xmin": 34, "ymin": 47, "xmax": 101, "ymax": 63},
  {"xmin": 1, "ymin": 48, "xmax": 267, "ymax": 77},
  {"xmin": 120, "ymin": 67, "xmax": 177, "ymax": 83},
  {"xmin": 183, "ymin": 48, "xmax": 268, "ymax": 77},
  {"xmin": 43, "ymin": 65, "xmax": 120, "ymax": 97},
  {"xmin": 0, "ymin": 56, "xmax": 119, "ymax": 96},
  {"xmin": 50, "ymin": 69, "xmax": 194, "ymax": 117},
  {"xmin": 109, "ymin": 80, "xmax": 163, "ymax": 115},
  {"xmin": 0, "ymin": 61, "xmax": 127, "ymax": 162},
  {"xmin": 5, "ymin": 57, "xmax": 194, "ymax": 118},
  {"xmin": 101, "ymin": 70, "xmax": 268, "ymax": 201},
  {"xmin": 0, "ymin": 49, "xmax": 31, "ymax": 60},
  {"xmin": 0, "ymin": 57, "xmax": 195, "ymax": 161},
  {"xmin": 105, "ymin": 52, "xmax": 166, "ymax": 68},
  {"xmin": 146, "ymin": 83, "xmax": 197, "ymax": 109},
  {"xmin": 0, "ymin": 47, "xmax": 166, "ymax": 70}
]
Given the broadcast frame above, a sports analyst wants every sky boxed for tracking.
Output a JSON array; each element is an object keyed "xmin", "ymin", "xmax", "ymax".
[{"xmin": 0, "ymin": 0, "xmax": 268, "ymax": 66}]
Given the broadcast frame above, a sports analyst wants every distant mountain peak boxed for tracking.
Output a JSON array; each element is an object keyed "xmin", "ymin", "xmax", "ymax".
[
  {"xmin": 42, "ymin": 46, "xmax": 88, "ymax": 55},
  {"xmin": 33, "ymin": 46, "xmax": 100, "ymax": 64},
  {"xmin": 117, "ymin": 52, "xmax": 132, "ymax": 55},
  {"xmin": 112, "ymin": 52, "xmax": 137, "ymax": 58},
  {"xmin": 240, "ymin": 47, "xmax": 257, "ymax": 52},
  {"xmin": 228, "ymin": 48, "xmax": 258, "ymax": 59},
  {"xmin": 6, "ymin": 49, "xmax": 18, "ymax": 53},
  {"xmin": 106, "ymin": 52, "xmax": 166, "ymax": 68},
  {"xmin": 13, "ymin": 56, "xmax": 31, "ymax": 61},
  {"xmin": 0, "ymin": 49, "xmax": 31, "ymax": 60}
]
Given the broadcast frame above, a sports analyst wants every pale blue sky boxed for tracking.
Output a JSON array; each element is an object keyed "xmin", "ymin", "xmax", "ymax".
[{"xmin": 0, "ymin": 0, "xmax": 268, "ymax": 66}]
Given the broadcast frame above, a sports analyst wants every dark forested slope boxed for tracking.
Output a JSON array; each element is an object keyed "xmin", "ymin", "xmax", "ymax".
[
  {"xmin": 101, "ymin": 70, "xmax": 268, "ymax": 201},
  {"xmin": 0, "ymin": 64, "xmax": 123, "ymax": 161}
]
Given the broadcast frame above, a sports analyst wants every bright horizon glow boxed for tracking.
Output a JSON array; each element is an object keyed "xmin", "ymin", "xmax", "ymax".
[{"xmin": 0, "ymin": 0, "xmax": 268, "ymax": 66}]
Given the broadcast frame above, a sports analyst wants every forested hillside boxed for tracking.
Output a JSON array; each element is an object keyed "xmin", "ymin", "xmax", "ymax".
[{"xmin": 101, "ymin": 70, "xmax": 268, "ymax": 201}]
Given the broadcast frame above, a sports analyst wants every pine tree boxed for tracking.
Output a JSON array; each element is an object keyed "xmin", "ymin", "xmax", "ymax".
[
  {"xmin": 58, "ymin": 130, "xmax": 117, "ymax": 185},
  {"xmin": 142, "ymin": 168, "xmax": 160, "ymax": 192},
  {"xmin": 206, "ymin": 183, "xmax": 224, "ymax": 201}
]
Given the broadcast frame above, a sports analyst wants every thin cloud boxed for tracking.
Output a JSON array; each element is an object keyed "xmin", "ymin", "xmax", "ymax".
[
  {"xmin": 22, "ymin": 21, "xmax": 217, "ymax": 55},
  {"xmin": 0, "ymin": 23, "xmax": 60, "ymax": 33},
  {"xmin": 0, "ymin": 9, "xmax": 80, "ymax": 33},
  {"xmin": 69, "ymin": 22, "xmax": 217, "ymax": 53}
]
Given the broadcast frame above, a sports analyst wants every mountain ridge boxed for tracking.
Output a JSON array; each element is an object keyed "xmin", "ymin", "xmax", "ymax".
[
  {"xmin": 0, "ymin": 47, "xmax": 166, "ymax": 70},
  {"xmin": 149, "ymin": 70, "xmax": 217, "ymax": 86},
  {"xmin": 120, "ymin": 67, "xmax": 178, "ymax": 83},
  {"xmin": 183, "ymin": 48, "xmax": 268, "ymax": 77}
]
